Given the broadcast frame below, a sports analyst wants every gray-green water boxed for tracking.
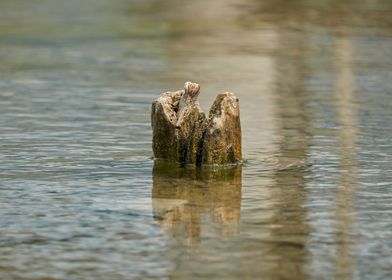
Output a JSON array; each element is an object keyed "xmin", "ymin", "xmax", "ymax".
[{"xmin": 1, "ymin": 0, "xmax": 391, "ymax": 279}]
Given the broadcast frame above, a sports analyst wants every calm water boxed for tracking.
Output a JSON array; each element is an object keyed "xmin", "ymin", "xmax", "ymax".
[{"xmin": 1, "ymin": 0, "xmax": 391, "ymax": 279}]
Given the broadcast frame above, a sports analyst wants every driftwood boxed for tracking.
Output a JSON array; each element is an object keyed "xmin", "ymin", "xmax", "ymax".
[{"xmin": 151, "ymin": 82, "xmax": 241, "ymax": 166}]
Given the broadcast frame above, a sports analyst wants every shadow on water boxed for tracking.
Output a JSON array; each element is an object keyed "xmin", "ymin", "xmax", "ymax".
[{"xmin": 152, "ymin": 161, "xmax": 242, "ymax": 245}]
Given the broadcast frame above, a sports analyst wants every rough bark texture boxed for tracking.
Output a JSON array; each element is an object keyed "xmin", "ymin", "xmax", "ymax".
[
  {"xmin": 151, "ymin": 82, "xmax": 241, "ymax": 166},
  {"xmin": 201, "ymin": 92, "xmax": 242, "ymax": 165}
]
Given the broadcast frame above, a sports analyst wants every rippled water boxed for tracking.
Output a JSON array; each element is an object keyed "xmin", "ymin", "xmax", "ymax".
[{"xmin": 1, "ymin": 0, "xmax": 391, "ymax": 279}]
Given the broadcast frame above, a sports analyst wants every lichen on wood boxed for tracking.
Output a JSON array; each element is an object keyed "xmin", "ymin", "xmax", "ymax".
[{"xmin": 151, "ymin": 82, "xmax": 242, "ymax": 166}]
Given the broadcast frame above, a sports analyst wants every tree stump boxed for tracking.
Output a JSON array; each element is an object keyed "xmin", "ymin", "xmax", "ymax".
[{"xmin": 151, "ymin": 82, "xmax": 242, "ymax": 166}]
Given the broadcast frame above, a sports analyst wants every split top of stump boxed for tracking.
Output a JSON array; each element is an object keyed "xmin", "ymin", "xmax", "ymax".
[{"xmin": 151, "ymin": 82, "xmax": 242, "ymax": 166}]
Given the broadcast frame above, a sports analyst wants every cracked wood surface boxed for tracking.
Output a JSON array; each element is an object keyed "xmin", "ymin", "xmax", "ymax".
[{"xmin": 151, "ymin": 82, "xmax": 241, "ymax": 166}]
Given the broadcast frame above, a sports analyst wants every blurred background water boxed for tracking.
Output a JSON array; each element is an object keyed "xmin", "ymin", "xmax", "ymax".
[{"xmin": 0, "ymin": 0, "xmax": 391, "ymax": 279}]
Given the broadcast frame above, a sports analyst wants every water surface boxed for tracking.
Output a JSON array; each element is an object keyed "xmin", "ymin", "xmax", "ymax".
[{"xmin": 1, "ymin": 0, "xmax": 391, "ymax": 279}]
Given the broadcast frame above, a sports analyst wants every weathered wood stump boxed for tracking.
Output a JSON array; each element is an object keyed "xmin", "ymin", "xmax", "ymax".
[{"xmin": 151, "ymin": 82, "xmax": 241, "ymax": 166}]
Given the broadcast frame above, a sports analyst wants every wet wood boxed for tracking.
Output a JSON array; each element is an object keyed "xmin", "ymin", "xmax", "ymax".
[{"xmin": 151, "ymin": 82, "xmax": 242, "ymax": 166}]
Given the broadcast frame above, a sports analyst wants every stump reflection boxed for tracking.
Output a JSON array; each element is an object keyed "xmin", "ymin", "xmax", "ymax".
[{"xmin": 152, "ymin": 161, "xmax": 242, "ymax": 245}]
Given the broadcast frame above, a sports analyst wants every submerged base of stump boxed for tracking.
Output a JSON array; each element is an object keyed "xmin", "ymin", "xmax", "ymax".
[{"xmin": 151, "ymin": 82, "xmax": 242, "ymax": 166}]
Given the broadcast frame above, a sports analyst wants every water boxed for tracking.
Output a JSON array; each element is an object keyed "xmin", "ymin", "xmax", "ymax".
[{"xmin": 0, "ymin": 0, "xmax": 391, "ymax": 279}]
